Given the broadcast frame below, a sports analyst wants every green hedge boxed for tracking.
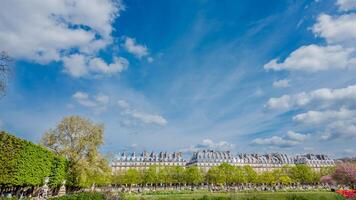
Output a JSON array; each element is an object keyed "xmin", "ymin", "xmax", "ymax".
[
  {"xmin": 49, "ymin": 192, "xmax": 106, "ymax": 200},
  {"xmin": 0, "ymin": 131, "xmax": 67, "ymax": 187}
]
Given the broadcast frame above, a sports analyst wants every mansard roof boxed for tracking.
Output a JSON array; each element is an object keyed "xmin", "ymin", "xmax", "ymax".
[
  {"xmin": 189, "ymin": 150, "xmax": 334, "ymax": 165},
  {"xmin": 116, "ymin": 151, "xmax": 185, "ymax": 162}
]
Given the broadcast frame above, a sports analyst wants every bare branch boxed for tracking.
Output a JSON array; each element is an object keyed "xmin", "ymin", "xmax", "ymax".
[{"xmin": 0, "ymin": 51, "xmax": 11, "ymax": 99}]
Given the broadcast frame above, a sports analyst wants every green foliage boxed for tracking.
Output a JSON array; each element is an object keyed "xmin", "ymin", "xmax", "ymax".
[
  {"xmin": 124, "ymin": 169, "xmax": 141, "ymax": 186},
  {"xmin": 290, "ymin": 165, "xmax": 315, "ymax": 184},
  {"xmin": 257, "ymin": 171, "xmax": 276, "ymax": 185},
  {"xmin": 0, "ymin": 131, "xmax": 67, "ymax": 187},
  {"xmin": 185, "ymin": 166, "xmax": 204, "ymax": 186},
  {"xmin": 143, "ymin": 165, "xmax": 159, "ymax": 185},
  {"xmin": 49, "ymin": 192, "xmax": 106, "ymax": 200},
  {"xmin": 243, "ymin": 166, "xmax": 258, "ymax": 183},
  {"xmin": 41, "ymin": 115, "xmax": 111, "ymax": 188}
]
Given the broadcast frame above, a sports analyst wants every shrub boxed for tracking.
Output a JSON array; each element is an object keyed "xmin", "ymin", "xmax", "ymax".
[
  {"xmin": 0, "ymin": 131, "xmax": 67, "ymax": 188},
  {"xmin": 50, "ymin": 192, "xmax": 106, "ymax": 200}
]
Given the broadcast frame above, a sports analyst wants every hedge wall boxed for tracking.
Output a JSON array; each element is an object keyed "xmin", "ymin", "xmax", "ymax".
[{"xmin": 0, "ymin": 131, "xmax": 67, "ymax": 188}]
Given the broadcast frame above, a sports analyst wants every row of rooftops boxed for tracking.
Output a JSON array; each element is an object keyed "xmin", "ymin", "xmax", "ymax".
[{"xmin": 114, "ymin": 150, "xmax": 335, "ymax": 165}]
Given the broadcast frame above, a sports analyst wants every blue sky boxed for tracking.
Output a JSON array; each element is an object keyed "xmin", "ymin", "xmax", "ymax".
[{"xmin": 1, "ymin": 0, "xmax": 356, "ymax": 158}]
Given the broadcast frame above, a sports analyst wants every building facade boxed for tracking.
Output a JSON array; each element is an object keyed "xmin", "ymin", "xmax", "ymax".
[
  {"xmin": 111, "ymin": 150, "xmax": 335, "ymax": 173},
  {"xmin": 112, "ymin": 151, "xmax": 186, "ymax": 173},
  {"xmin": 294, "ymin": 153, "xmax": 335, "ymax": 171}
]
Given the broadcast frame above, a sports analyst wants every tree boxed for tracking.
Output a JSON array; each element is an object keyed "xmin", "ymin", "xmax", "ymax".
[
  {"xmin": 332, "ymin": 163, "xmax": 356, "ymax": 189},
  {"xmin": 143, "ymin": 166, "xmax": 158, "ymax": 187},
  {"xmin": 171, "ymin": 166, "xmax": 185, "ymax": 187},
  {"xmin": 290, "ymin": 165, "xmax": 314, "ymax": 184},
  {"xmin": 258, "ymin": 171, "xmax": 276, "ymax": 185},
  {"xmin": 41, "ymin": 115, "xmax": 110, "ymax": 188},
  {"xmin": 243, "ymin": 165, "xmax": 257, "ymax": 184},
  {"xmin": 123, "ymin": 169, "xmax": 140, "ymax": 187},
  {"xmin": 279, "ymin": 175, "xmax": 293, "ymax": 185},
  {"xmin": 273, "ymin": 168, "xmax": 292, "ymax": 185},
  {"xmin": 233, "ymin": 166, "xmax": 246, "ymax": 185},
  {"xmin": 218, "ymin": 163, "xmax": 236, "ymax": 185},
  {"xmin": 184, "ymin": 166, "xmax": 204, "ymax": 188},
  {"xmin": 0, "ymin": 51, "xmax": 11, "ymax": 99},
  {"xmin": 158, "ymin": 166, "xmax": 173, "ymax": 187},
  {"xmin": 206, "ymin": 166, "xmax": 224, "ymax": 186}
]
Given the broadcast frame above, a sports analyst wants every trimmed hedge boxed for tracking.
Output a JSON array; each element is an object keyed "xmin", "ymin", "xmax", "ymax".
[
  {"xmin": 0, "ymin": 131, "xmax": 67, "ymax": 187},
  {"xmin": 49, "ymin": 192, "xmax": 106, "ymax": 200}
]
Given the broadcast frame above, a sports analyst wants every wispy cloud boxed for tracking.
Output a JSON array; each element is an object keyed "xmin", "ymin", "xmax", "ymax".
[
  {"xmin": 72, "ymin": 91, "xmax": 109, "ymax": 113},
  {"xmin": 251, "ymin": 131, "xmax": 308, "ymax": 148},
  {"xmin": 181, "ymin": 139, "xmax": 235, "ymax": 153},
  {"xmin": 117, "ymin": 100, "xmax": 167, "ymax": 126}
]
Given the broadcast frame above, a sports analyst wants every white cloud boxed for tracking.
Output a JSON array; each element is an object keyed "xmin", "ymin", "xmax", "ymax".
[
  {"xmin": 313, "ymin": 13, "xmax": 356, "ymax": 46},
  {"xmin": 130, "ymin": 111, "xmax": 167, "ymax": 126},
  {"xmin": 273, "ymin": 79, "xmax": 290, "ymax": 88},
  {"xmin": 251, "ymin": 131, "xmax": 308, "ymax": 148},
  {"xmin": 0, "ymin": 0, "xmax": 129, "ymax": 78},
  {"xmin": 63, "ymin": 54, "xmax": 129, "ymax": 77},
  {"xmin": 63, "ymin": 54, "xmax": 88, "ymax": 77},
  {"xmin": 123, "ymin": 37, "xmax": 149, "ymax": 58},
  {"xmin": 267, "ymin": 86, "xmax": 356, "ymax": 140},
  {"xmin": 266, "ymin": 84, "xmax": 356, "ymax": 110},
  {"xmin": 117, "ymin": 100, "xmax": 167, "ymax": 126},
  {"xmin": 293, "ymin": 108, "xmax": 356, "ymax": 140},
  {"xmin": 336, "ymin": 0, "xmax": 356, "ymax": 11},
  {"xmin": 147, "ymin": 57, "xmax": 154, "ymax": 63},
  {"xmin": 286, "ymin": 130, "xmax": 308, "ymax": 142},
  {"xmin": 252, "ymin": 136, "xmax": 299, "ymax": 148},
  {"xmin": 89, "ymin": 57, "xmax": 128, "ymax": 75},
  {"xmin": 181, "ymin": 138, "xmax": 235, "ymax": 153},
  {"xmin": 321, "ymin": 119, "xmax": 356, "ymax": 140},
  {"xmin": 264, "ymin": 45, "xmax": 355, "ymax": 72},
  {"xmin": 72, "ymin": 91, "xmax": 110, "ymax": 113},
  {"xmin": 293, "ymin": 108, "xmax": 356, "ymax": 125},
  {"xmin": 0, "ymin": 0, "xmax": 123, "ymax": 62}
]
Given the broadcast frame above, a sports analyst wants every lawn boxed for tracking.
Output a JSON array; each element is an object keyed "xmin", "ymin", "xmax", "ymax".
[{"xmin": 122, "ymin": 191, "xmax": 346, "ymax": 200}]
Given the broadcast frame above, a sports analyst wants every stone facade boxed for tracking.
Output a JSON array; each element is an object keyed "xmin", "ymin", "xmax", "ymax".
[
  {"xmin": 112, "ymin": 151, "xmax": 186, "ymax": 173},
  {"xmin": 111, "ymin": 150, "xmax": 335, "ymax": 173},
  {"xmin": 294, "ymin": 153, "xmax": 335, "ymax": 171},
  {"xmin": 187, "ymin": 150, "xmax": 334, "ymax": 172}
]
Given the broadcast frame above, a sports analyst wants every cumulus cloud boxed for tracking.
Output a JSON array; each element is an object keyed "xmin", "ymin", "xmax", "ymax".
[
  {"xmin": 0, "ymin": 0, "xmax": 123, "ymax": 61},
  {"xmin": 273, "ymin": 79, "xmax": 290, "ymax": 88},
  {"xmin": 72, "ymin": 91, "xmax": 109, "ymax": 113},
  {"xmin": 265, "ymin": 10, "xmax": 356, "ymax": 73},
  {"xmin": 251, "ymin": 131, "xmax": 308, "ymax": 148},
  {"xmin": 321, "ymin": 120, "xmax": 356, "ymax": 140},
  {"xmin": 123, "ymin": 37, "xmax": 152, "ymax": 62},
  {"xmin": 293, "ymin": 108, "xmax": 356, "ymax": 125},
  {"xmin": 117, "ymin": 100, "xmax": 167, "ymax": 126},
  {"xmin": 264, "ymin": 45, "xmax": 355, "ymax": 72},
  {"xmin": 181, "ymin": 139, "xmax": 235, "ymax": 153},
  {"xmin": 313, "ymin": 13, "xmax": 356, "ymax": 46},
  {"xmin": 266, "ymin": 85, "xmax": 356, "ymax": 110},
  {"xmin": 63, "ymin": 54, "xmax": 129, "ymax": 77},
  {"xmin": 89, "ymin": 57, "xmax": 128, "ymax": 75},
  {"xmin": 293, "ymin": 108, "xmax": 356, "ymax": 140},
  {"xmin": 266, "ymin": 85, "xmax": 356, "ymax": 140},
  {"xmin": 264, "ymin": 1, "xmax": 356, "ymax": 143},
  {"xmin": 336, "ymin": 0, "xmax": 356, "ymax": 11},
  {"xmin": 0, "ymin": 0, "xmax": 129, "ymax": 77}
]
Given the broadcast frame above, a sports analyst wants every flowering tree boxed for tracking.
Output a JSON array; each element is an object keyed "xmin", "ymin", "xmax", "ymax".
[{"xmin": 332, "ymin": 163, "xmax": 356, "ymax": 189}]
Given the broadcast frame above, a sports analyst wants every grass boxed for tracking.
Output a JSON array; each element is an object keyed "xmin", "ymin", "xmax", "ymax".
[{"xmin": 122, "ymin": 191, "xmax": 346, "ymax": 200}]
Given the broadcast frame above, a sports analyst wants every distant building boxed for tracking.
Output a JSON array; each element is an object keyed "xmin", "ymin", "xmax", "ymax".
[
  {"xmin": 294, "ymin": 153, "xmax": 335, "ymax": 171},
  {"xmin": 186, "ymin": 150, "xmax": 295, "ymax": 173},
  {"xmin": 111, "ymin": 150, "xmax": 335, "ymax": 173},
  {"xmin": 112, "ymin": 151, "xmax": 186, "ymax": 173}
]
